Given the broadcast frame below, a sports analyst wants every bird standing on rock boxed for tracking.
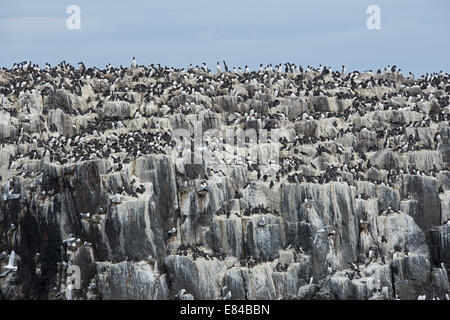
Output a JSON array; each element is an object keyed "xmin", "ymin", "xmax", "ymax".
[
  {"xmin": 1, "ymin": 60, "xmax": 449, "ymax": 299},
  {"xmin": 222, "ymin": 60, "xmax": 229, "ymax": 72},
  {"xmin": 222, "ymin": 291, "xmax": 232, "ymax": 300},
  {"xmin": 258, "ymin": 216, "xmax": 267, "ymax": 227},
  {"xmin": 216, "ymin": 62, "xmax": 221, "ymax": 73}
]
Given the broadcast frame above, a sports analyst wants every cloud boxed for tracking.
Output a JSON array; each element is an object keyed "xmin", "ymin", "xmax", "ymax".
[
  {"xmin": 0, "ymin": 16, "xmax": 65, "ymax": 33},
  {"xmin": 0, "ymin": 0, "xmax": 449, "ymax": 75}
]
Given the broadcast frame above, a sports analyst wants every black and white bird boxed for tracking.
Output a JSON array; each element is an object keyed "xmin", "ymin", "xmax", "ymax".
[
  {"xmin": 196, "ymin": 182, "xmax": 208, "ymax": 194},
  {"xmin": 2, "ymin": 179, "xmax": 20, "ymax": 201},
  {"xmin": 349, "ymin": 262, "xmax": 359, "ymax": 271},
  {"xmin": 258, "ymin": 216, "xmax": 267, "ymax": 227},
  {"xmin": 80, "ymin": 212, "xmax": 90, "ymax": 219},
  {"xmin": 222, "ymin": 291, "xmax": 232, "ymax": 300},
  {"xmin": 216, "ymin": 62, "xmax": 221, "ymax": 73},
  {"xmin": 175, "ymin": 289, "xmax": 186, "ymax": 300},
  {"xmin": 1, "ymin": 250, "xmax": 18, "ymax": 276},
  {"xmin": 222, "ymin": 60, "xmax": 229, "ymax": 72},
  {"xmin": 109, "ymin": 82, "xmax": 116, "ymax": 95},
  {"xmin": 111, "ymin": 195, "xmax": 121, "ymax": 204},
  {"xmin": 327, "ymin": 264, "xmax": 333, "ymax": 275}
]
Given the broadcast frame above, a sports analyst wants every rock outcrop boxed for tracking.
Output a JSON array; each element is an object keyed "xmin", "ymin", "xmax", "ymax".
[{"xmin": 0, "ymin": 62, "xmax": 449, "ymax": 300}]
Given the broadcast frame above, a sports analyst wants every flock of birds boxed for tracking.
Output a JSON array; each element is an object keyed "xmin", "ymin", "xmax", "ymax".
[
  {"xmin": 0, "ymin": 58, "xmax": 448, "ymax": 174},
  {"xmin": 0, "ymin": 57, "xmax": 449, "ymax": 300}
]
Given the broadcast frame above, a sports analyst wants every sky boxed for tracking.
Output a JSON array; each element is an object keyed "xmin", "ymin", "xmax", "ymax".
[{"xmin": 0, "ymin": 0, "xmax": 449, "ymax": 76}]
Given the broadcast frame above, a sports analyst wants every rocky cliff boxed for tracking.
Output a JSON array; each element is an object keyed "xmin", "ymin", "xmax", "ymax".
[{"xmin": 0, "ymin": 62, "xmax": 449, "ymax": 300}]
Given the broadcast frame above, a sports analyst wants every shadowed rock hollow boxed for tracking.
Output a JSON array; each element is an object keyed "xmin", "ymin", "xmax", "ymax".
[{"xmin": 0, "ymin": 62, "xmax": 449, "ymax": 300}]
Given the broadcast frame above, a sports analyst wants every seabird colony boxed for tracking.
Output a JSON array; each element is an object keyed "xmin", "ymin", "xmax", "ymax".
[{"xmin": 0, "ymin": 59, "xmax": 449, "ymax": 300}]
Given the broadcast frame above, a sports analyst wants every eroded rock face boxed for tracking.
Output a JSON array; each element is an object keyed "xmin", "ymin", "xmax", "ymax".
[{"xmin": 0, "ymin": 63, "xmax": 449, "ymax": 300}]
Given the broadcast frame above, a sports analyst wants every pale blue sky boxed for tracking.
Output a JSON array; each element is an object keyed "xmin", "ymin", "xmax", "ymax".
[{"xmin": 0, "ymin": 0, "xmax": 449, "ymax": 76}]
